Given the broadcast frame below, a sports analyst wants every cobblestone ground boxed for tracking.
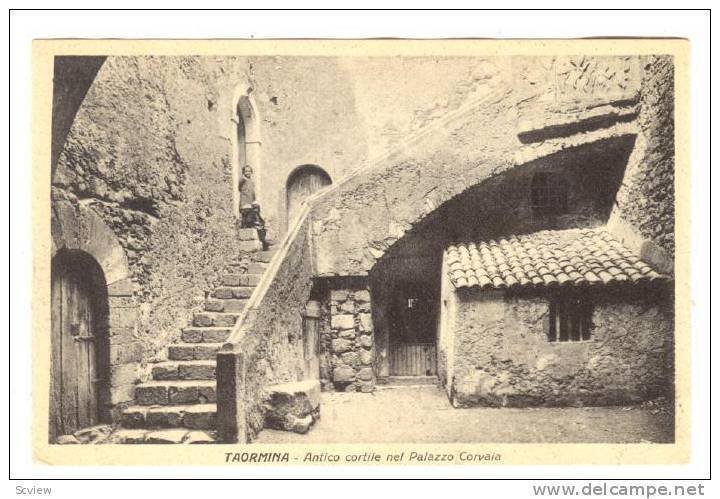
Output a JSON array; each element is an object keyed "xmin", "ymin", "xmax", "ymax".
[{"xmin": 255, "ymin": 385, "xmax": 674, "ymax": 444}]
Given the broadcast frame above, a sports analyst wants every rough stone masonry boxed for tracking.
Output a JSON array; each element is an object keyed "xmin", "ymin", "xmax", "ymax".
[{"xmin": 320, "ymin": 286, "xmax": 375, "ymax": 392}]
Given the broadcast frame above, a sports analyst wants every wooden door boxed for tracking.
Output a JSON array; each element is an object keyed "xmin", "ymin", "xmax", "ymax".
[
  {"xmin": 50, "ymin": 256, "xmax": 102, "ymax": 439},
  {"xmin": 389, "ymin": 286, "xmax": 438, "ymax": 376},
  {"xmin": 286, "ymin": 166, "xmax": 332, "ymax": 225}
]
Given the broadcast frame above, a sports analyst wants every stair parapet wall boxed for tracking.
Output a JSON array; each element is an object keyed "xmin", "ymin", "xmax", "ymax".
[{"xmin": 217, "ymin": 215, "xmax": 315, "ymax": 442}]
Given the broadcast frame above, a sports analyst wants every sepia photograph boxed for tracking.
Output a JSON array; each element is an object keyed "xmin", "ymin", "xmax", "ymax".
[{"xmin": 40, "ymin": 43, "xmax": 683, "ymax": 452}]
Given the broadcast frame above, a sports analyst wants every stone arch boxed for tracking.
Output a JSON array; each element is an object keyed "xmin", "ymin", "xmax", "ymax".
[
  {"xmin": 366, "ymin": 134, "xmax": 637, "ymax": 380},
  {"xmin": 285, "ymin": 164, "xmax": 332, "ymax": 231},
  {"xmin": 50, "ymin": 200, "xmax": 139, "ymax": 413},
  {"xmin": 231, "ymin": 85, "xmax": 262, "ymax": 218}
]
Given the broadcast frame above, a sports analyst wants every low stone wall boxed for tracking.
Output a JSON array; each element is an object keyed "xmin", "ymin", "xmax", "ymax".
[
  {"xmin": 319, "ymin": 282, "xmax": 375, "ymax": 392},
  {"xmin": 217, "ymin": 218, "xmax": 315, "ymax": 442},
  {"xmin": 448, "ymin": 287, "xmax": 674, "ymax": 407}
]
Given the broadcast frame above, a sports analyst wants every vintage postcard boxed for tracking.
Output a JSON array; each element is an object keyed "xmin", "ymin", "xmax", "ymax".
[{"xmin": 31, "ymin": 38, "xmax": 690, "ymax": 466}]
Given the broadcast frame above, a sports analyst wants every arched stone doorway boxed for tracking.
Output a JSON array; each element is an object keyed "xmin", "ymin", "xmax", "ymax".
[
  {"xmin": 232, "ymin": 91, "xmax": 262, "ymax": 218},
  {"xmin": 50, "ymin": 249, "xmax": 111, "ymax": 440},
  {"xmin": 50, "ymin": 201, "xmax": 138, "ymax": 441},
  {"xmin": 286, "ymin": 165, "xmax": 332, "ymax": 228}
]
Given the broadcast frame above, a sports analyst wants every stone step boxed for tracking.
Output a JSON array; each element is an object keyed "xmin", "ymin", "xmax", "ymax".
[
  {"xmin": 111, "ymin": 428, "xmax": 216, "ymax": 444},
  {"xmin": 121, "ymin": 403, "xmax": 216, "ymax": 430},
  {"xmin": 213, "ymin": 286, "xmax": 254, "ymax": 300},
  {"xmin": 238, "ymin": 228, "xmax": 259, "ymax": 241},
  {"xmin": 246, "ymin": 262, "xmax": 268, "ymax": 274},
  {"xmin": 168, "ymin": 343, "xmax": 223, "ymax": 361},
  {"xmin": 238, "ymin": 239, "xmax": 263, "ymax": 252},
  {"xmin": 134, "ymin": 380, "xmax": 216, "ymax": 406},
  {"xmin": 204, "ymin": 297, "xmax": 249, "ymax": 313},
  {"xmin": 181, "ymin": 327, "xmax": 232, "ymax": 344},
  {"xmin": 220, "ymin": 273, "xmax": 262, "ymax": 287},
  {"xmin": 151, "ymin": 360, "xmax": 216, "ymax": 381},
  {"xmin": 192, "ymin": 312, "xmax": 238, "ymax": 328},
  {"xmin": 252, "ymin": 250, "xmax": 278, "ymax": 263}
]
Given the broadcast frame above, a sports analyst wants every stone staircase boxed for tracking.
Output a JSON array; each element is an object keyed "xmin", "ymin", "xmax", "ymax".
[{"xmin": 116, "ymin": 229, "xmax": 275, "ymax": 444}]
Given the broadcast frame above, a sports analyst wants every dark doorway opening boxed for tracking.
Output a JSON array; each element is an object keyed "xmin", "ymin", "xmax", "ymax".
[
  {"xmin": 370, "ymin": 254, "xmax": 441, "ymax": 381},
  {"xmin": 50, "ymin": 250, "xmax": 111, "ymax": 441}
]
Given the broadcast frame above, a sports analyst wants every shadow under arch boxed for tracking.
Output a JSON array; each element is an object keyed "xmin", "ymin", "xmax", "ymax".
[{"xmin": 368, "ymin": 133, "xmax": 637, "ymax": 379}]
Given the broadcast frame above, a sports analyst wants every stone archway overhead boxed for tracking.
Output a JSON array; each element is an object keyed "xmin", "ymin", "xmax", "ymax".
[
  {"xmin": 310, "ymin": 131, "xmax": 639, "ymax": 278},
  {"xmin": 51, "ymin": 201, "xmax": 131, "ymax": 287}
]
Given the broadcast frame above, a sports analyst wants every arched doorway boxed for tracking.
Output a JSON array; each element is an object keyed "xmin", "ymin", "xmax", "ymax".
[
  {"xmin": 286, "ymin": 165, "xmax": 332, "ymax": 226},
  {"xmin": 50, "ymin": 249, "xmax": 110, "ymax": 440},
  {"xmin": 233, "ymin": 93, "xmax": 262, "ymax": 218}
]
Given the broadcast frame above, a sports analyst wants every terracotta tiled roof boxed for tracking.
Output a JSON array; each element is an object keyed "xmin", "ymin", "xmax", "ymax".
[{"xmin": 445, "ymin": 228, "xmax": 668, "ymax": 290}]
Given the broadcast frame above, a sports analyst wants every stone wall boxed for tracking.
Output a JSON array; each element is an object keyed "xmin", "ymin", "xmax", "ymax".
[
  {"xmin": 318, "ymin": 281, "xmax": 375, "ymax": 392},
  {"xmin": 610, "ymin": 55, "xmax": 675, "ymax": 269},
  {"xmin": 232, "ymin": 220, "xmax": 317, "ymax": 439},
  {"xmin": 52, "ymin": 56, "xmax": 370, "ymax": 365},
  {"xmin": 446, "ymin": 286, "xmax": 674, "ymax": 407},
  {"xmin": 310, "ymin": 55, "xmax": 645, "ymax": 277}
]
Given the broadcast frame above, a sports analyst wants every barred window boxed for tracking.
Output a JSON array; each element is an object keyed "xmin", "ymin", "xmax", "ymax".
[
  {"xmin": 531, "ymin": 172, "xmax": 568, "ymax": 217},
  {"xmin": 548, "ymin": 295, "xmax": 592, "ymax": 342}
]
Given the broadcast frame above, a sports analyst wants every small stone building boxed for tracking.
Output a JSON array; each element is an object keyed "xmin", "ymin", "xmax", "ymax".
[{"xmin": 438, "ymin": 228, "xmax": 674, "ymax": 408}]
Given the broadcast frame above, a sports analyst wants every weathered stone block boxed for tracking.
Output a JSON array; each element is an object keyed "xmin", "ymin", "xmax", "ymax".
[
  {"xmin": 107, "ymin": 277, "xmax": 134, "ymax": 297},
  {"xmin": 221, "ymin": 274, "xmax": 242, "ymax": 287},
  {"xmin": 332, "ymin": 314, "xmax": 355, "ymax": 330},
  {"xmin": 169, "ymin": 386, "xmax": 199, "ymax": 404},
  {"xmin": 198, "ymin": 385, "xmax": 217, "ymax": 403},
  {"xmin": 145, "ymin": 429, "xmax": 189, "ymax": 444},
  {"xmin": 358, "ymin": 335, "xmax": 373, "ymax": 348},
  {"xmin": 74, "ymin": 424, "xmax": 112, "ymax": 443},
  {"xmin": 359, "ymin": 349, "xmax": 374, "ymax": 365},
  {"xmin": 246, "ymin": 262, "xmax": 267, "ymax": 274},
  {"xmin": 330, "ymin": 289, "xmax": 349, "ymax": 302},
  {"xmin": 202, "ymin": 328, "xmax": 231, "ymax": 343},
  {"xmin": 179, "ymin": 362, "xmax": 215, "ymax": 380},
  {"xmin": 333, "ymin": 365, "xmax": 356, "ymax": 383},
  {"xmin": 110, "ymin": 429, "xmax": 148, "ymax": 444},
  {"xmin": 56, "ymin": 435, "xmax": 80, "ymax": 445},
  {"xmin": 168, "ymin": 345, "xmax": 195, "ymax": 361},
  {"xmin": 338, "ymin": 328, "xmax": 356, "ymax": 339},
  {"xmin": 193, "ymin": 313, "xmax": 214, "ymax": 327},
  {"xmin": 194, "ymin": 344, "xmax": 220, "ymax": 360},
  {"xmin": 354, "ymin": 290, "xmax": 371, "ymax": 303},
  {"xmin": 204, "ymin": 299, "xmax": 225, "ymax": 312},
  {"xmin": 110, "ymin": 342, "xmax": 143, "ymax": 365},
  {"xmin": 357, "ymin": 367, "xmax": 374, "ymax": 382},
  {"xmin": 238, "ymin": 239, "xmax": 262, "ymax": 252},
  {"xmin": 109, "ymin": 295, "xmax": 135, "ymax": 308},
  {"xmin": 238, "ymin": 228, "xmax": 259, "ymax": 241},
  {"xmin": 254, "ymin": 250, "xmax": 277, "ymax": 263},
  {"xmin": 121, "ymin": 406, "xmax": 147, "ymax": 428},
  {"xmin": 340, "ymin": 351, "xmax": 360, "ymax": 367},
  {"xmin": 185, "ymin": 430, "xmax": 217, "ymax": 444},
  {"xmin": 146, "ymin": 406, "xmax": 184, "ymax": 427},
  {"xmin": 340, "ymin": 301, "xmax": 355, "ymax": 313},
  {"xmin": 358, "ymin": 381, "xmax": 375, "ymax": 393},
  {"xmin": 136, "ymin": 385, "xmax": 168, "ymax": 405},
  {"xmin": 358, "ymin": 313, "xmax": 373, "ymax": 332},
  {"xmin": 264, "ymin": 380, "xmax": 321, "ymax": 434},
  {"xmin": 151, "ymin": 363, "xmax": 178, "ymax": 380},
  {"xmin": 184, "ymin": 406, "xmax": 216, "ymax": 429},
  {"xmin": 331, "ymin": 338, "xmax": 353, "ymax": 353},
  {"xmin": 181, "ymin": 328, "xmax": 203, "ymax": 343},
  {"xmin": 213, "ymin": 314, "xmax": 238, "ymax": 327}
]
